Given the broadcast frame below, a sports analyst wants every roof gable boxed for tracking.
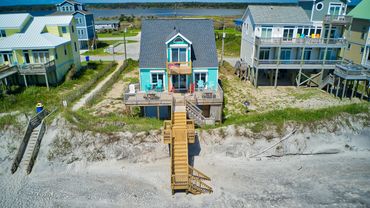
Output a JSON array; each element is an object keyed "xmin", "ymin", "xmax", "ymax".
[
  {"xmin": 140, "ymin": 19, "xmax": 218, "ymax": 69},
  {"xmin": 57, "ymin": 0, "xmax": 81, "ymax": 6},
  {"xmin": 165, "ymin": 32, "xmax": 192, "ymax": 45}
]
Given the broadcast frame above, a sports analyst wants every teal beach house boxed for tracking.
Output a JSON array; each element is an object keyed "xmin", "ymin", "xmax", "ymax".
[{"xmin": 124, "ymin": 19, "xmax": 223, "ymax": 124}]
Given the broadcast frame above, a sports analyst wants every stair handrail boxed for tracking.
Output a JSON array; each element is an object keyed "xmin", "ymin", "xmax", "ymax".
[
  {"xmin": 189, "ymin": 175, "xmax": 213, "ymax": 194},
  {"xmin": 188, "ymin": 165, "xmax": 211, "ymax": 181},
  {"xmin": 26, "ymin": 108, "xmax": 56, "ymax": 174},
  {"xmin": 10, "ymin": 109, "xmax": 50, "ymax": 174},
  {"xmin": 320, "ymin": 74, "xmax": 334, "ymax": 89}
]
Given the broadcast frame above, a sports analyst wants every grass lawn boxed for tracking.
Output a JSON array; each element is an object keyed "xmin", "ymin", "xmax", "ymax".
[
  {"xmin": 0, "ymin": 61, "xmax": 114, "ymax": 114},
  {"xmin": 82, "ymin": 40, "xmax": 120, "ymax": 56},
  {"xmin": 97, "ymin": 28, "xmax": 140, "ymax": 38},
  {"xmin": 216, "ymin": 31, "xmax": 241, "ymax": 57}
]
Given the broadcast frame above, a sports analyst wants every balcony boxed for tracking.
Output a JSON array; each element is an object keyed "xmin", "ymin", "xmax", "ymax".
[
  {"xmin": 166, "ymin": 62, "xmax": 192, "ymax": 75},
  {"xmin": 334, "ymin": 63, "xmax": 370, "ymax": 80},
  {"xmin": 323, "ymin": 15, "xmax": 352, "ymax": 25},
  {"xmin": 123, "ymin": 83, "xmax": 223, "ymax": 106},
  {"xmin": 254, "ymin": 58, "xmax": 342, "ymax": 69},
  {"xmin": 255, "ymin": 37, "xmax": 346, "ymax": 47},
  {"xmin": 17, "ymin": 60, "xmax": 56, "ymax": 76}
]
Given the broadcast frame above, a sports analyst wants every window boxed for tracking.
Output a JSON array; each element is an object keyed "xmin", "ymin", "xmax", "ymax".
[
  {"xmin": 194, "ymin": 72, "xmax": 207, "ymax": 89},
  {"xmin": 74, "ymin": 42, "xmax": 77, "ymax": 52},
  {"xmin": 62, "ymin": 7, "xmax": 65, "ymax": 12},
  {"xmin": 361, "ymin": 47, "xmax": 364, "ymax": 54},
  {"xmin": 324, "ymin": 27, "xmax": 337, "ymax": 38},
  {"xmin": 69, "ymin": 6, "xmax": 73, "ymax": 11},
  {"xmin": 64, "ymin": 45, "xmax": 67, "ymax": 55},
  {"xmin": 316, "ymin": 2, "xmax": 324, "ymax": 11},
  {"xmin": 328, "ymin": 3, "xmax": 342, "ymax": 15},
  {"xmin": 0, "ymin": 30, "xmax": 6, "ymax": 38},
  {"xmin": 347, "ymin": 43, "xmax": 351, "ymax": 50},
  {"xmin": 151, "ymin": 72, "xmax": 164, "ymax": 88},
  {"xmin": 62, "ymin": 26, "xmax": 67, "ymax": 33},
  {"xmin": 303, "ymin": 48, "xmax": 312, "ymax": 60},
  {"xmin": 77, "ymin": 18, "xmax": 83, "ymax": 24},
  {"xmin": 280, "ymin": 48, "xmax": 291, "ymax": 60},
  {"xmin": 283, "ymin": 27, "xmax": 294, "ymax": 41},
  {"xmin": 261, "ymin": 27, "xmax": 272, "ymax": 38},
  {"xmin": 259, "ymin": 48, "xmax": 270, "ymax": 60},
  {"xmin": 32, "ymin": 50, "xmax": 49, "ymax": 64},
  {"xmin": 0, "ymin": 53, "xmax": 14, "ymax": 65},
  {"xmin": 23, "ymin": 51, "xmax": 30, "ymax": 64},
  {"xmin": 71, "ymin": 26, "xmax": 74, "ymax": 33},
  {"xmin": 171, "ymin": 48, "xmax": 187, "ymax": 62}
]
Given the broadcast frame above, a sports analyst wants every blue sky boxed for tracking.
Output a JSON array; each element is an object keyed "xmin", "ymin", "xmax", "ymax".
[{"xmin": 1, "ymin": 0, "xmax": 297, "ymax": 6}]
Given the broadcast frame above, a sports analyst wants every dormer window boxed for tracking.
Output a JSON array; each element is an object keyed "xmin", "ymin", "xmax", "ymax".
[{"xmin": 171, "ymin": 48, "xmax": 187, "ymax": 62}]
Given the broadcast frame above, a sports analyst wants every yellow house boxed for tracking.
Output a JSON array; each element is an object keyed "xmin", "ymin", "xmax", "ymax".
[
  {"xmin": 0, "ymin": 13, "xmax": 81, "ymax": 88},
  {"xmin": 342, "ymin": 0, "xmax": 370, "ymax": 69}
]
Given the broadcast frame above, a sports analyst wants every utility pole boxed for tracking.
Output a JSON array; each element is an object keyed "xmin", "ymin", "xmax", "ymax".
[
  {"xmin": 221, "ymin": 19, "xmax": 225, "ymax": 66},
  {"xmin": 124, "ymin": 27, "xmax": 127, "ymax": 60}
]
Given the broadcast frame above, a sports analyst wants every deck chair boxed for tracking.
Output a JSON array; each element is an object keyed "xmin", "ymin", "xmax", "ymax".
[
  {"xmin": 156, "ymin": 79, "xmax": 163, "ymax": 92},
  {"xmin": 197, "ymin": 80, "xmax": 205, "ymax": 91}
]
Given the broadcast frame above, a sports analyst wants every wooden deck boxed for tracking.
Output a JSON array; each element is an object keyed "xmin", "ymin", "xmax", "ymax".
[{"xmin": 123, "ymin": 83, "xmax": 224, "ymax": 106}]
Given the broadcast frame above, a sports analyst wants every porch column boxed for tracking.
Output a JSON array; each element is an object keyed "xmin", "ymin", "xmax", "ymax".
[
  {"xmin": 255, "ymin": 67, "xmax": 259, "ymax": 88},
  {"xmin": 341, "ymin": 79, "xmax": 347, "ymax": 99},
  {"xmin": 330, "ymin": 76, "xmax": 335, "ymax": 95},
  {"xmin": 23, "ymin": 75, "xmax": 28, "ymax": 87},
  {"xmin": 274, "ymin": 69, "xmax": 279, "ymax": 88},
  {"xmin": 297, "ymin": 68, "xmax": 302, "ymax": 87},
  {"xmin": 44, "ymin": 73, "xmax": 49, "ymax": 90},
  {"xmin": 350, "ymin": 80, "xmax": 356, "ymax": 99},
  {"xmin": 157, "ymin": 106, "xmax": 160, "ymax": 119},
  {"xmin": 335, "ymin": 77, "xmax": 341, "ymax": 97}
]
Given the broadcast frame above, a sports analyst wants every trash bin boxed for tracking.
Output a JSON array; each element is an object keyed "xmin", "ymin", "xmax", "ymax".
[
  {"xmin": 85, "ymin": 56, "xmax": 90, "ymax": 62},
  {"xmin": 36, "ymin": 103, "xmax": 44, "ymax": 113}
]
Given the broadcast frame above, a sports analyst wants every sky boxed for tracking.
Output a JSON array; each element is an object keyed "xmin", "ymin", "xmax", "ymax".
[{"xmin": 0, "ymin": 0, "xmax": 298, "ymax": 7}]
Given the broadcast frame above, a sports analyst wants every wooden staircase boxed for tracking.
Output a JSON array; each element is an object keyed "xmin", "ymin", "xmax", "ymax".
[
  {"xmin": 164, "ymin": 97, "xmax": 213, "ymax": 195},
  {"xmin": 185, "ymin": 100, "xmax": 215, "ymax": 126}
]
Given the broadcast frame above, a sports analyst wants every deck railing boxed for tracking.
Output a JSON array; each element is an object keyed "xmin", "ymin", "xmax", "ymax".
[
  {"xmin": 323, "ymin": 15, "xmax": 352, "ymax": 24},
  {"xmin": 255, "ymin": 37, "xmax": 346, "ymax": 46},
  {"xmin": 335, "ymin": 63, "xmax": 370, "ymax": 78},
  {"xmin": 18, "ymin": 60, "xmax": 56, "ymax": 75},
  {"xmin": 123, "ymin": 83, "xmax": 224, "ymax": 106},
  {"xmin": 166, "ymin": 62, "xmax": 192, "ymax": 74},
  {"xmin": 255, "ymin": 59, "xmax": 342, "ymax": 66}
]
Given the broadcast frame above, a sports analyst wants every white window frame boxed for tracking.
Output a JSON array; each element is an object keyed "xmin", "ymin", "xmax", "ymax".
[
  {"xmin": 328, "ymin": 2, "xmax": 343, "ymax": 15},
  {"xmin": 32, "ymin": 51, "xmax": 50, "ymax": 64},
  {"xmin": 150, "ymin": 71, "xmax": 165, "ymax": 89},
  {"xmin": 261, "ymin": 27, "xmax": 272, "ymax": 38},
  {"xmin": 170, "ymin": 47, "xmax": 188, "ymax": 63},
  {"xmin": 0, "ymin": 52, "xmax": 14, "ymax": 65},
  {"xmin": 193, "ymin": 70, "xmax": 208, "ymax": 90},
  {"xmin": 316, "ymin": 2, "xmax": 324, "ymax": 11}
]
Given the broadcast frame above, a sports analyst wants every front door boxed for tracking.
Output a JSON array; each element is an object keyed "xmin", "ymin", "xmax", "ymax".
[{"xmin": 172, "ymin": 75, "xmax": 187, "ymax": 91}]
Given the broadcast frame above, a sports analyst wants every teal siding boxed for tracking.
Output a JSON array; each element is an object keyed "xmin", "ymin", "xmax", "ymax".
[
  {"xmin": 207, "ymin": 68, "xmax": 218, "ymax": 91},
  {"xmin": 140, "ymin": 68, "xmax": 168, "ymax": 91},
  {"xmin": 193, "ymin": 67, "xmax": 219, "ymax": 91},
  {"xmin": 140, "ymin": 69, "xmax": 151, "ymax": 90}
]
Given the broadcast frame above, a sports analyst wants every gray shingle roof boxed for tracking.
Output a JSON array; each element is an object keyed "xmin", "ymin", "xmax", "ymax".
[
  {"xmin": 139, "ymin": 19, "xmax": 218, "ymax": 69},
  {"xmin": 246, "ymin": 5, "xmax": 311, "ymax": 25}
]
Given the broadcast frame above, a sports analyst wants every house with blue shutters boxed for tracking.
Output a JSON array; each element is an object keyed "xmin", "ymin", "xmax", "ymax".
[
  {"xmin": 55, "ymin": 0, "xmax": 95, "ymax": 50},
  {"xmin": 124, "ymin": 19, "xmax": 223, "ymax": 124}
]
